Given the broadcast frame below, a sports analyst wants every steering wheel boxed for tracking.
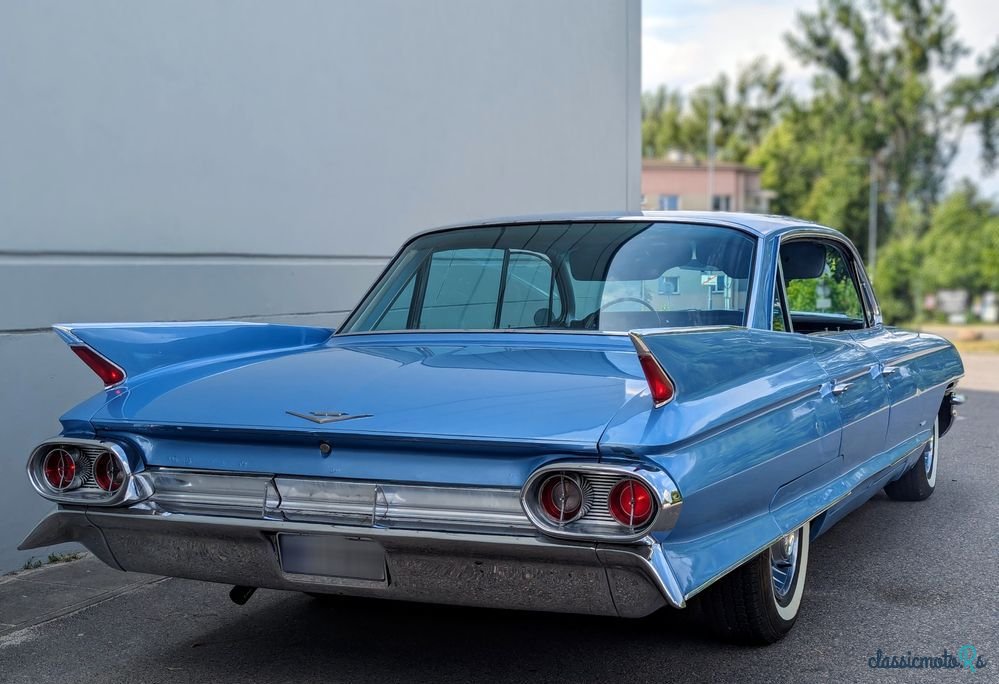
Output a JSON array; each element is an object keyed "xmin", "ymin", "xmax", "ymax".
[
  {"xmin": 579, "ymin": 297, "xmax": 659, "ymax": 329},
  {"xmin": 598, "ymin": 297, "xmax": 658, "ymax": 314}
]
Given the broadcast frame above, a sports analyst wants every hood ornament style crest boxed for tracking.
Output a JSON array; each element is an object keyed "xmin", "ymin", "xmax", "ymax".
[{"xmin": 286, "ymin": 410, "xmax": 372, "ymax": 425}]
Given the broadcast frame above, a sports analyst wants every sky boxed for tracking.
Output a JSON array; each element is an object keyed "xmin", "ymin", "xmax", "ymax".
[{"xmin": 642, "ymin": 0, "xmax": 999, "ymax": 197}]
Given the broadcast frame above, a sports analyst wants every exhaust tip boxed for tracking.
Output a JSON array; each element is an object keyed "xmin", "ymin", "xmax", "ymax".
[{"xmin": 229, "ymin": 585, "xmax": 257, "ymax": 605}]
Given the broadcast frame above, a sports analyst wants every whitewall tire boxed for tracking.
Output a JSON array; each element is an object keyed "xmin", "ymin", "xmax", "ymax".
[
  {"xmin": 884, "ymin": 417, "xmax": 939, "ymax": 501},
  {"xmin": 691, "ymin": 520, "xmax": 811, "ymax": 644}
]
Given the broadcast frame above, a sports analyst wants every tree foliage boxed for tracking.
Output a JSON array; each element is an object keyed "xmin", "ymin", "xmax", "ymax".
[
  {"xmin": 873, "ymin": 182, "xmax": 998, "ymax": 323},
  {"xmin": 764, "ymin": 0, "xmax": 985, "ymax": 248},
  {"xmin": 642, "ymin": 57, "xmax": 787, "ymax": 163},
  {"xmin": 919, "ymin": 181, "xmax": 998, "ymax": 293},
  {"xmin": 642, "ymin": 0, "xmax": 999, "ymax": 321}
]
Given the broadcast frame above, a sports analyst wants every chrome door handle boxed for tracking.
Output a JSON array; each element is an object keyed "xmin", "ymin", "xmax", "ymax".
[
  {"xmin": 881, "ymin": 366, "xmax": 899, "ymax": 376},
  {"xmin": 831, "ymin": 383, "xmax": 852, "ymax": 396}
]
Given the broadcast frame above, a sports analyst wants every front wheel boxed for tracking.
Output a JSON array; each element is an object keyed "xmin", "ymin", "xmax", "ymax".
[
  {"xmin": 691, "ymin": 520, "xmax": 810, "ymax": 644},
  {"xmin": 884, "ymin": 417, "xmax": 938, "ymax": 501}
]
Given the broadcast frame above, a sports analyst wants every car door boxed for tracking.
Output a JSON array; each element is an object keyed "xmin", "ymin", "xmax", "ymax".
[
  {"xmin": 778, "ymin": 236, "xmax": 891, "ymax": 472},
  {"xmin": 850, "ymin": 326, "xmax": 936, "ymax": 453}
]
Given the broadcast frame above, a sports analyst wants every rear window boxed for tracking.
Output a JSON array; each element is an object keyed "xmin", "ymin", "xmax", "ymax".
[{"xmin": 340, "ymin": 222, "xmax": 756, "ymax": 333}]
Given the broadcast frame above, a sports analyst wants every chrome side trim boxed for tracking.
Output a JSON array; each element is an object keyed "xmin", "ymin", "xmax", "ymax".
[
  {"xmin": 883, "ymin": 345, "xmax": 943, "ymax": 367},
  {"xmin": 334, "ymin": 328, "xmax": 631, "ymax": 338},
  {"xmin": 521, "ymin": 461, "xmax": 682, "ymax": 542},
  {"xmin": 628, "ymin": 325, "xmax": 741, "ymax": 337},
  {"xmin": 836, "ymin": 364, "xmax": 878, "ymax": 384}
]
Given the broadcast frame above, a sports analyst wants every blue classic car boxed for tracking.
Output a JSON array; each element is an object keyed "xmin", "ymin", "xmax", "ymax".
[{"xmin": 21, "ymin": 212, "xmax": 964, "ymax": 643}]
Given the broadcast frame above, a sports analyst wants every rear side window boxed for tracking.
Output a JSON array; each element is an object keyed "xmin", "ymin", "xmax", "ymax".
[{"xmin": 780, "ymin": 240, "xmax": 866, "ymax": 327}]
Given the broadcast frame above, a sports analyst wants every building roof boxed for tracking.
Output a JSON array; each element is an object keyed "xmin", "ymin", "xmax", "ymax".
[
  {"xmin": 642, "ymin": 159, "xmax": 762, "ymax": 173},
  {"xmin": 433, "ymin": 210, "xmax": 824, "ymax": 238}
]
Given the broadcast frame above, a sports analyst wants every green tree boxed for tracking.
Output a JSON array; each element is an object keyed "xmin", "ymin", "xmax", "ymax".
[
  {"xmin": 918, "ymin": 181, "xmax": 997, "ymax": 294},
  {"xmin": 983, "ymin": 218, "xmax": 999, "ymax": 293},
  {"xmin": 775, "ymin": 0, "xmax": 976, "ymax": 248},
  {"xmin": 641, "ymin": 87, "xmax": 685, "ymax": 159},
  {"xmin": 646, "ymin": 0, "xmax": 999, "ymax": 263},
  {"xmin": 642, "ymin": 58, "xmax": 787, "ymax": 163},
  {"xmin": 872, "ymin": 236, "xmax": 923, "ymax": 323}
]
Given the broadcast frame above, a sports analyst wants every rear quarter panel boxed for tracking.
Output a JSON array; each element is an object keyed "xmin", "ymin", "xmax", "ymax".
[{"xmin": 599, "ymin": 327, "xmax": 842, "ymax": 598}]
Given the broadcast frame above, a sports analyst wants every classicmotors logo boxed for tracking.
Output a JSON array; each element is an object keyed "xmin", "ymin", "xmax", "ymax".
[{"xmin": 868, "ymin": 644, "xmax": 988, "ymax": 673}]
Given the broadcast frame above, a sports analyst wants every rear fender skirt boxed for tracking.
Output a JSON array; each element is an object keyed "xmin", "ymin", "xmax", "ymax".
[{"xmin": 667, "ymin": 432, "xmax": 929, "ymax": 600}]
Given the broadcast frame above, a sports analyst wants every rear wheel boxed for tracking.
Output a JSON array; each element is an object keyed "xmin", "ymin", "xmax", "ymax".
[
  {"xmin": 884, "ymin": 417, "xmax": 938, "ymax": 501},
  {"xmin": 691, "ymin": 520, "xmax": 810, "ymax": 644}
]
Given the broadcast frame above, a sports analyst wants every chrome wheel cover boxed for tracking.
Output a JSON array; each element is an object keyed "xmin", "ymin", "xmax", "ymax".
[
  {"xmin": 769, "ymin": 530, "xmax": 800, "ymax": 603},
  {"xmin": 924, "ymin": 419, "xmax": 939, "ymax": 487}
]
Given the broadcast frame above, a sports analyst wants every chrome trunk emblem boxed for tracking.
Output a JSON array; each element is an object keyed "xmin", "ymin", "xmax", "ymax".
[{"xmin": 286, "ymin": 410, "xmax": 372, "ymax": 424}]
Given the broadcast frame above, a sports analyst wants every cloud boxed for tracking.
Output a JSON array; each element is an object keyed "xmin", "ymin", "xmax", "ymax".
[{"xmin": 641, "ymin": 1, "xmax": 810, "ymax": 92}]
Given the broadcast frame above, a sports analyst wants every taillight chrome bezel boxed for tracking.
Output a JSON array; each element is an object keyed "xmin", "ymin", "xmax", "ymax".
[
  {"xmin": 521, "ymin": 462, "xmax": 682, "ymax": 542},
  {"xmin": 26, "ymin": 438, "xmax": 150, "ymax": 506}
]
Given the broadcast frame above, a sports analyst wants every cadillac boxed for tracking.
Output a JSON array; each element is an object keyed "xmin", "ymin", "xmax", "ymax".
[{"xmin": 20, "ymin": 212, "xmax": 964, "ymax": 643}]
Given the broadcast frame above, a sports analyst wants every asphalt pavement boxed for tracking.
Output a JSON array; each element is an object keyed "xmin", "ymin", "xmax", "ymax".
[{"xmin": 1, "ymin": 388, "xmax": 996, "ymax": 684}]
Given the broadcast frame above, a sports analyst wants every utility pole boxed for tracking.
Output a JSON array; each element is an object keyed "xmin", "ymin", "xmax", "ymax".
[
  {"xmin": 707, "ymin": 98, "xmax": 715, "ymax": 210},
  {"xmin": 868, "ymin": 156, "xmax": 878, "ymax": 276}
]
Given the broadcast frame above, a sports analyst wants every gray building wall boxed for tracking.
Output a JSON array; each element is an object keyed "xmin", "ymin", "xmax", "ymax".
[{"xmin": 0, "ymin": 0, "xmax": 641, "ymax": 571}]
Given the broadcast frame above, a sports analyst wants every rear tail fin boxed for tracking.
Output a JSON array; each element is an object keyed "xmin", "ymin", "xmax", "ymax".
[{"xmin": 54, "ymin": 322, "xmax": 332, "ymax": 387}]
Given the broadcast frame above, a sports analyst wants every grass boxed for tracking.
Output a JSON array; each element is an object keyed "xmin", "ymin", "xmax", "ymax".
[
  {"xmin": 18, "ymin": 551, "xmax": 85, "ymax": 572},
  {"xmin": 46, "ymin": 551, "xmax": 85, "ymax": 565},
  {"xmin": 900, "ymin": 323, "xmax": 999, "ymax": 354},
  {"xmin": 953, "ymin": 339, "xmax": 999, "ymax": 354}
]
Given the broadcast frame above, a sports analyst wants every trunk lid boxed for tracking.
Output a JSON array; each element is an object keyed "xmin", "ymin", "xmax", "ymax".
[{"xmin": 90, "ymin": 332, "xmax": 647, "ymax": 450}]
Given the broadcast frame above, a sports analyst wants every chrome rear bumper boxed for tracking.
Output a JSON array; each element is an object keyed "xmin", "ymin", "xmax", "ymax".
[{"xmin": 20, "ymin": 508, "xmax": 685, "ymax": 617}]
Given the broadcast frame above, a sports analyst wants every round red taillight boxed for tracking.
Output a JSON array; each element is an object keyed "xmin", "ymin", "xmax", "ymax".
[
  {"xmin": 538, "ymin": 474, "xmax": 585, "ymax": 523},
  {"xmin": 42, "ymin": 448, "xmax": 77, "ymax": 491},
  {"xmin": 93, "ymin": 451, "xmax": 125, "ymax": 492},
  {"xmin": 608, "ymin": 479, "xmax": 655, "ymax": 528}
]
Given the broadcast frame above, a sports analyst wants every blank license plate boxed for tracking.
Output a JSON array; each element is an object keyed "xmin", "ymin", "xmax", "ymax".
[{"xmin": 277, "ymin": 534, "xmax": 386, "ymax": 581}]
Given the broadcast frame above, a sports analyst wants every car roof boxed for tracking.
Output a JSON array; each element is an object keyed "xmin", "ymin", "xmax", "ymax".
[{"xmin": 431, "ymin": 210, "xmax": 827, "ymax": 238}]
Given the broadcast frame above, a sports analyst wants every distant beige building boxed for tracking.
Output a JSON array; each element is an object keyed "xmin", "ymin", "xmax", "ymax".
[{"xmin": 641, "ymin": 159, "xmax": 774, "ymax": 213}]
